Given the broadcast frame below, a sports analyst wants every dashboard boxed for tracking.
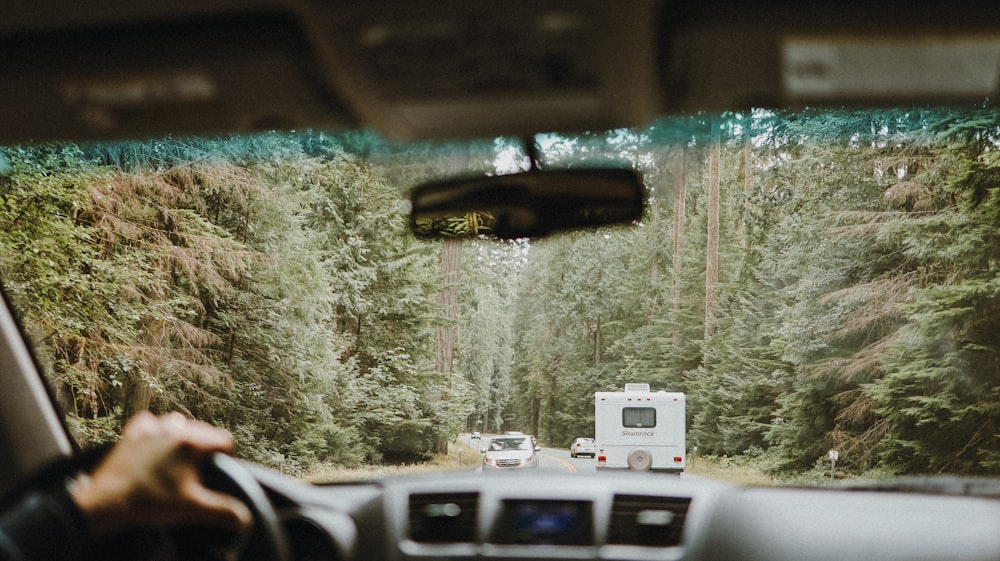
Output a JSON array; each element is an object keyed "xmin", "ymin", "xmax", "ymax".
[{"xmin": 249, "ymin": 468, "xmax": 1000, "ymax": 561}]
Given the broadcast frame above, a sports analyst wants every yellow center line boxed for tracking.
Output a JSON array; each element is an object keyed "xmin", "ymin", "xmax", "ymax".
[{"xmin": 539, "ymin": 452, "xmax": 577, "ymax": 473}]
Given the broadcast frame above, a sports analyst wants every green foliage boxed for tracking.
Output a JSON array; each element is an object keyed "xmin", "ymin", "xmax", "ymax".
[
  {"xmin": 8, "ymin": 106, "xmax": 1000, "ymax": 478},
  {"xmin": 503, "ymin": 107, "xmax": 1000, "ymax": 477},
  {"xmin": 0, "ymin": 133, "xmax": 456, "ymax": 470}
]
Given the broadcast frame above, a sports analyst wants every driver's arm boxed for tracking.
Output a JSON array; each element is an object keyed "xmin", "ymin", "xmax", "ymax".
[
  {"xmin": 71, "ymin": 411, "xmax": 252, "ymax": 537},
  {"xmin": 0, "ymin": 412, "xmax": 252, "ymax": 561},
  {"xmin": 0, "ymin": 479, "xmax": 92, "ymax": 561}
]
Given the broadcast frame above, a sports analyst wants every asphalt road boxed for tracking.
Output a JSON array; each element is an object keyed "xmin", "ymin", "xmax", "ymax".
[
  {"xmin": 463, "ymin": 434, "xmax": 596, "ymax": 474},
  {"xmin": 463, "ymin": 434, "xmax": 697, "ymax": 478},
  {"xmin": 537, "ymin": 445, "xmax": 597, "ymax": 473}
]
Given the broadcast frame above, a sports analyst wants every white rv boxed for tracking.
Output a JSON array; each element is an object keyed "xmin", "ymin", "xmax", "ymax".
[{"xmin": 594, "ymin": 383, "xmax": 686, "ymax": 473}]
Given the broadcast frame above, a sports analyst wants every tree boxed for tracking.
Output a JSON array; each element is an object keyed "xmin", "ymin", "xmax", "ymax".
[
  {"xmin": 435, "ymin": 238, "xmax": 462, "ymax": 384},
  {"xmin": 705, "ymin": 124, "xmax": 722, "ymax": 338}
]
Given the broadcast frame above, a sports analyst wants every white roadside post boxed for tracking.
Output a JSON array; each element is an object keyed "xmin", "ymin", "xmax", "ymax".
[{"xmin": 828, "ymin": 449, "xmax": 839, "ymax": 483}]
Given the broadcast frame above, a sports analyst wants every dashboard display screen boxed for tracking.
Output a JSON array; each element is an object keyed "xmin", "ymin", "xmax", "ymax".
[{"xmin": 492, "ymin": 500, "xmax": 593, "ymax": 545}]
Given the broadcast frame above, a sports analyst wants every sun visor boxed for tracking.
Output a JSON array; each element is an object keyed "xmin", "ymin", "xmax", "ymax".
[{"xmin": 0, "ymin": 11, "xmax": 355, "ymax": 143}]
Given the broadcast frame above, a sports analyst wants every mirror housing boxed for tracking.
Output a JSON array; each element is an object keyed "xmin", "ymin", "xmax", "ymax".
[{"xmin": 409, "ymin": 168, "xmax": 644, "ymax": 239}]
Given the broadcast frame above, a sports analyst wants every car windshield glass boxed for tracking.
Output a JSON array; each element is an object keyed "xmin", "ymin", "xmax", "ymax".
[
  {"xmin": 490, "ymin": 438, "xmax": 531, "ymax": 451},
  {"xmin": 5, "ymin": 106, "xmax": 1000, "ymax": 482}
]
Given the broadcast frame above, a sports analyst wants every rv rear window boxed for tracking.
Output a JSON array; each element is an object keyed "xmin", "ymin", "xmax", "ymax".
[{"xmin": 622, "ymin": 407, "xmax": 656, "ymax": 428}]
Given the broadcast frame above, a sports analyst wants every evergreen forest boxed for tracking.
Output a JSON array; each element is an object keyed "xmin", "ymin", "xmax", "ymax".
[{"xmin": 3, "ymin": 107, "xmax": 1000, "ymax": 477}]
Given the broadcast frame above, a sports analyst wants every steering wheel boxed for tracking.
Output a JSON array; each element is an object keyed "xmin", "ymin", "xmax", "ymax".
[
  {"xmin": 186, "ymin": 452, "xmax": 293, "ymax": 561},
  {"xmin": 20, "ymin": 447, "xmax": 291, "ymax": 561}
]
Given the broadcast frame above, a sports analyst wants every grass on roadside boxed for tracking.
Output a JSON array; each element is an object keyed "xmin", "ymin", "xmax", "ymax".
[
  {"xmin": 685, "ymin": 455, "xmax": 783, "ymax": 486},
  {"xmin": 687, "ymin": 453, "xmax": 884, "ymax": 487},
  {"xmin": 302, "ymin": 441, "xmax": 862, "ymax": 487},
  {"xmin": 304, "ymin": 438, "xmax": 482, "ymax": 483}
]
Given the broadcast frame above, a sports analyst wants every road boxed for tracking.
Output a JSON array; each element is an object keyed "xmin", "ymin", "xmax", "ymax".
[
  {"xmin": 536, "ymin": 445, "xmax": 597, "ymax": 473},
  {"xmin": 463, "ymin": 434, "xmax": 596, "ymax": 474},
  {"xmin": 462, "ymin": 434, "xmax": 699, "ymax": 478}
]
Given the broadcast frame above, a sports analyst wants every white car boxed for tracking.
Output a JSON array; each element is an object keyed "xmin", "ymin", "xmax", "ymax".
[
  {"xmin": 570, "ymin": 437, "xmax": 596, "ymax": 458},
  {"xmin": 481, "ymin": 436, "xmax": 541, "ymax": 471}
]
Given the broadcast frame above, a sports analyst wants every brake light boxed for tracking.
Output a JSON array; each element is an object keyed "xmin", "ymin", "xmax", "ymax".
[
  {"xmin": 674, "ymin": 456, "xmax": 683, "ymax": 462},
  {"xmin": 597, "ymin": 455, "xmax": 607, "ymax": 465}
]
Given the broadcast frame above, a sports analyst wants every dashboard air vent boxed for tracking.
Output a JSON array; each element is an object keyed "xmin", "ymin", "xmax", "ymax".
[
  {"xmin": 408, "ymin": 492, "xmax": 479, "ymax": 543},
  {"xmin": 608, "ymin": 494, "xmax": 691, "ymax": 547}
]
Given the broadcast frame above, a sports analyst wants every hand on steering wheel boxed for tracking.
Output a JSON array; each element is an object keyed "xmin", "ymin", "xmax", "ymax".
[
  {"xmin": 67, "ymin": 412, "xmax": 289, "ymax": 561},
  {"xmin": 196, "ymin": 452, "xmax": 292, "ymax": 561}
]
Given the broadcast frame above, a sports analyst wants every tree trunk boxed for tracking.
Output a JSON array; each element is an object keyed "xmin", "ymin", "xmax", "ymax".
[
  {"xmin": 741, "ymin": 141, "xmax": 753, "ymax": 252},
  {"xmin": 594, "ymin": 316, "xmax": 602, "ymax": 366},
  {"xmin": 705, "ymin": 132, "xmax": 721, "ymax": 338},
  {"xmin": 672, "ymin": 147, "xmax": 688, "ymax": 345},
  {"xmin": 650, "ymin": 197, "xmax": 661, "ymax": 309},
  {"xmin": 435, "ymin": 238, "xmax": 462, "ymax": 388},
  {"xmin": 123, "ymin": 373, "xmax": 153, "ymax": 419},
  {"xmin": 125, "ymin": 317, "xmax": 164, "ymax": 418}
]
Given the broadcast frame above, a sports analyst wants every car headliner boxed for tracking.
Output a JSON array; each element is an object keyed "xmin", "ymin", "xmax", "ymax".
[{"xmin": 3, "ymin": 1, "xmax": 1000, "ymax": 144}]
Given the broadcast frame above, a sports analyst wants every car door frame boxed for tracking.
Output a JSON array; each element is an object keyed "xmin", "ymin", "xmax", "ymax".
[{"xmin": 0, "ymin": 291, "xmax": 74, "ymax": 499}]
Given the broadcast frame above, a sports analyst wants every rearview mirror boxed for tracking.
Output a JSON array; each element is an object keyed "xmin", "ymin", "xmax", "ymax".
[{"xmin": 409, "ymin": 169, "xmax": 644, "ymax": 239}]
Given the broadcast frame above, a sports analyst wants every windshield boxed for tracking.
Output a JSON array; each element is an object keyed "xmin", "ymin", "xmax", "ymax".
[
  {"xmin": 489, "ymin": 438, "xmax": 532, "ymax": 452},
  {"xmin": 3, "ymin": 106, "xmax": 999, "ymax": 482}
]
